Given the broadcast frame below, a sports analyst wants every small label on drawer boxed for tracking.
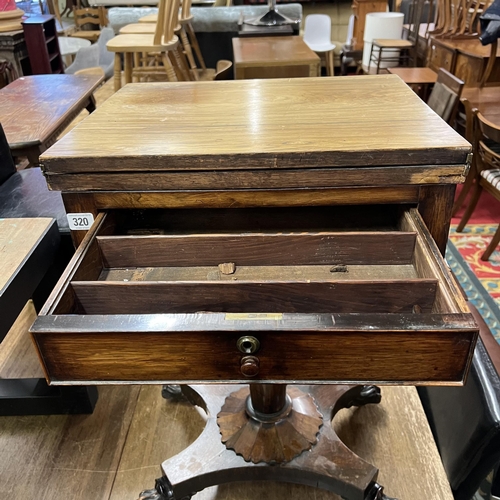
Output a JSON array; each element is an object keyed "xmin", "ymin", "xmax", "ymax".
[
  {"xmin": 67, "ymin": 213, "xmax": 94, "ymax": 230},
  {"xmin": 225, "ymin": 313, "xmax": 283, "ymax": 321}
]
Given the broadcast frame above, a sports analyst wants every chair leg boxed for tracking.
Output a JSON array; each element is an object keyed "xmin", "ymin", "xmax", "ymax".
[
  {"xmin": 456, "ymin": 182, "xmax": 483, "ymax": 232},
  {"xmin": 186, "ymin": 22, "xmax": 206, "ymax": 70},
  {"xmin": 162, "ymin": 53, "xmax": 178, "ymax": 82},
  {"xmin": 368, "ymin": 44, "xmax": 375, "ymax": 72},
  {"xmin": 481, "ymin": 223, "xmax": 500, "ymax": 261},
  {"xmin": 133, "ymin": 53, "xmax": 140, "ymax": 83},
  {"xmin": 328, "ymin": 50, "xmax": 334, "ymax": 76},
  {"xmin": 452, "ymin": 167, "xmax": 477, "ymax": 216},
  {"xmin": 179, "ymin": 27, "xmax": 199, "ymax": 81},
  {"xmin": 376, "ymin": 47, "xmax": 382, "ymax": 74},
  {"xmin": 113, "ymin": 53, "xmax": 122, "ymax": 92},
  {"xmin": 124, "ymin": 52, "xmax": 133, "ymax": 85}
]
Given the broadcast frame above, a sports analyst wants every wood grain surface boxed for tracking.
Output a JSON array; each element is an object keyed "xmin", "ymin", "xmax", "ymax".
[
  {"xmin": 0, "ymin": 302, "xmax": 455, "ymax": 500},
  {"xmin": 0, "ymin": 75, "xmax": 103, "ymax": 148},
  {"xmin": 41, "ymin": 76, "xmax": 470, "ymax": 173},
  {"xmin": 97, "ymin": 231, "xmax": 417, "ymax": 267},
  {"xmin": 0, "ymin": 218, "xmax": 55, "ymax": 291},
  {"xmin": 387, "ymin": 67, "xmax": 438, "ymax": 84},
  {"xmin": 71, "ymin": 279, "xmax": 438, "ymax": 314},
  {"xmin": 43, "ymin": 164, "xmax": 467, "ymax": 191},
  {"xmin": 232, "ymin": 37, "xmax": 319, "ymax": 67},
  {"xmin": 33, "ymin": 321, "xmax": 474, "ymax": 383}
]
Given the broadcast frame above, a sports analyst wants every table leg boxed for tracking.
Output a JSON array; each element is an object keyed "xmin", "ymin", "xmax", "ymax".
[
  {"xmin": 85, "ymin": 95, "xmax": 97, "ymax": 114},
  {"xmin": 133, "ymin": 53, "xmax": 140, "ymax": 83},
  {"xmin": 114, "ymin": 53, "xmax": 122, "ymax": 92},
  {"xmin": 124, "ymin": 53, "xmax": 133, "ymax": 85},
  {"xmin": 418, "ymin": 184, "xmax": 456, "ymax": 256}
]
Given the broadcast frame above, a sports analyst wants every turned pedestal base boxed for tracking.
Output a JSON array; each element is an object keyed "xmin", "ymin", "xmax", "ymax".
[{"xmin": 139, "ymin": 384, "xmax": 397, "ymax": 500}]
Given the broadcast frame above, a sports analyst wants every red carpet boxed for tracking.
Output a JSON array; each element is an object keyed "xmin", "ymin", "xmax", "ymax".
[
  {"xmin": 452, "ymin": 184, "xmax": 498, "ymax": 224},
  {"xmin": 449, "ymin": 184, "xmax": 500, "ymax": 310}
]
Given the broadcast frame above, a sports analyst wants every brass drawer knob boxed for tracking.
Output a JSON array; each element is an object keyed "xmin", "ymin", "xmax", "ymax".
[
  {"xmin": 240, "ymin": 356, "xmax": 260, "ymax": 377},
  {"xmin": 237, "ymin": 336, "xmax": 260, "ymax": 354}
]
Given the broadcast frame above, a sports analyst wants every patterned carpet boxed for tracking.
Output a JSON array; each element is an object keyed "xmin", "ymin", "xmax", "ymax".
[{"xmin": 447, "ymin": 224, "xmax": 500, "ymax": 341}]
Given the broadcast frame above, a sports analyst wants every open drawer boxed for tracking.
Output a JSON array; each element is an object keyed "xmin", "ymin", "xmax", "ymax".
[{"xmin": 31, "ymin": 205, "xmax": 478, "ymax": 385}]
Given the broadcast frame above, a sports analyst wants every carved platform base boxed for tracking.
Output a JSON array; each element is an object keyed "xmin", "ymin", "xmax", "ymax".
[
  {"xmin": 139, "ymin": 384, "xmax": 397, "ymax": 500},
  {"xmin": 218, "ymin": 386, "xmax": 323, "ymax": 464}
]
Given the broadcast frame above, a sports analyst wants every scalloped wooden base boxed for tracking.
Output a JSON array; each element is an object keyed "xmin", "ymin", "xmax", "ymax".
[{"xmin": 218, "ymin": 386, "xmax": 323, "ymax": 464}]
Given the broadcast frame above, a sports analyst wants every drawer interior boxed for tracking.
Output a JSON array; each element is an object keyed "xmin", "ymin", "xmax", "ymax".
[{"xmin": 48, "ymin": 205, "xmax": 466, "ymax": 317}]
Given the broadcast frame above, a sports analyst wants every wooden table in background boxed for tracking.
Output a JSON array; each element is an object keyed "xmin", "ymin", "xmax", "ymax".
[
  {"xmin": 0, "ymin": 218, "xmax": 96, "ymax": 415},
  {"xmin": 388, "ymin": 67, "xmax": 437, "ymax": 100},
  {"xmin": 232, "ymin": 36, "xmax": 320, "ymax": 79},
  {"xmin": 0, "ymin": 74, "xmax": 103, "ymax": 165}
]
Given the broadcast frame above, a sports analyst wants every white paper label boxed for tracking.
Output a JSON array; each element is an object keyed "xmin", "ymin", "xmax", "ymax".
[{"xmin": 67, "ymin": 213, "xmax": 94, "ymax": 230}]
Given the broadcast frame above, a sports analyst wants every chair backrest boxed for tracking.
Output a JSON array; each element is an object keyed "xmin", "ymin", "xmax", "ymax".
[
  {"xmin": 427, "ymin": 68, "xmax": 464, "ymax": 123},
  {"xmin": 73, "ymin": 6, "xmax": 107, "ymax": 30},
  {"xmin": 214, "ymin": 60, "xmax": 232, "ymax": 80},
  {"xmin": 303, "ymin": 14, "xmax": 332, "ymax": 45},
  {"xmin": 407, "ymin": 0, "xmax": 427, "ymax": 43},
  {"xmin": 476, "ymin": 111, "xmax": 500, "ymax": 174},
  {"xmin": 180, "ymin": 0, "xmax": 192, "ymax": 21},
  {"xmin": 154, "ymin": 0, "xmax": 180, "ymax": 46},
  {"xmin": 97, "ymin": 27, "xmax": 115, "ymax": 66},
  {"xmin": 65, "ymin": 43, "xmax": 100, "ymax": 74}
]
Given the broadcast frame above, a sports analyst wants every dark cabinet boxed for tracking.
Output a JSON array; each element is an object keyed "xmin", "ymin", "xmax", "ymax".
[{"xmin": 22, "ymin": 15, "xmax": 63, "ymax": 75}]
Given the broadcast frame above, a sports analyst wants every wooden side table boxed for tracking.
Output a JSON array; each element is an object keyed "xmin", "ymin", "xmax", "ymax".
[
  {"xmin": 31, "ymin": 76, "xmax": 476, "ymax": 500},
  {"xmin": 232, "ymin": 36, "xmax": 320, "ymax": 79},
  {"xmin": 0, "ymin": 73, "xmax": 103, "ymax": 165}
]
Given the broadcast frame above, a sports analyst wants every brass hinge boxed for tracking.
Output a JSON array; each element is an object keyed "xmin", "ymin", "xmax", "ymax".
[{"xmin": 465, "ymin": 152, "xmax": 473, "ymax": 175}]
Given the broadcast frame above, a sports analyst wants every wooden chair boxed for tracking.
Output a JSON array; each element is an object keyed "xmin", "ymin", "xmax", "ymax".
[
  {"xmin": 107, "ymin": 0, "xmax": 183, "ymax": 91},
  {"xmin": 214, "ymin": 59, "xmax": 232, "ymax": 80},
  {"xmin": 368, "ymin": 0, "xmax": 426, "ymax": 73},
  {"xmin": 457, "ymin": 110, "xmax": 500, "ymax": 260},
  {"xmin": 426, "ymin": 67, "xmax": 465, "ymax": 123},
  {"xmin": 121, "ymin": 0, "xmax": 227, "ymax": 82},
  {"xmin": 138, "ymin": 0, "xmax": 208, "ymax": 72},
  {"xmin": 69, "ymin": 5, "xmax": 108, "ymax": 43}
]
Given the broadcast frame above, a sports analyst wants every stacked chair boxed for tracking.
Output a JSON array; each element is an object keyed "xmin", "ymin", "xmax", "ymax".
[
  {"xmin": 136, "ymin": 0, "xmax": 231, "ymax": 80},
  {"xmin": 107, "ymin": 0, "xmax": 183, "ymax": 90},
  {"xmin": 109, "ymin": 0, "xmax": 231, "ymax": 90}
]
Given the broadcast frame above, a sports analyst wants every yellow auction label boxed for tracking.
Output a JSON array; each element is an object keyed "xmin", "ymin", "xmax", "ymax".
[{"xmin": 225, "ymin": 313, "xmax": 283, "ymax": 321}]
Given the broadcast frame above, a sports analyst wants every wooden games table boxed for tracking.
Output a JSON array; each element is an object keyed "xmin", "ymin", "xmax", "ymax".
[
  {"xmin": 0, "ymin": 74, "xmax": 103, "ymax": 165},
  {"xmin": 32, "ymin": 75, "xmax": 477, "ymax": 500}
]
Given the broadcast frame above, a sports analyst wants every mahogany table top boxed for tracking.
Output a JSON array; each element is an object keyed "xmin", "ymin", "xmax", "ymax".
[
  {"xmin": 0, "ymin": 74, "xmax": 103, "ymax": 149},
  {"xmin": 42, "ymin": 75, "xmax": 470, "ymax": 175},
  {"xmin": 232, "ymin": 36, "xmax": 319, "ymax": 67},
  {"xmin": 387, "ymin": 67, "xmax": 438, "ymax": 84}
]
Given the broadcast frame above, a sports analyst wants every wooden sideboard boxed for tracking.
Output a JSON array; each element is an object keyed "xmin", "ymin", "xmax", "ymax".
[{"xmin": 428, "ymin": 35, "xmax": 500, "ymax": 86}]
